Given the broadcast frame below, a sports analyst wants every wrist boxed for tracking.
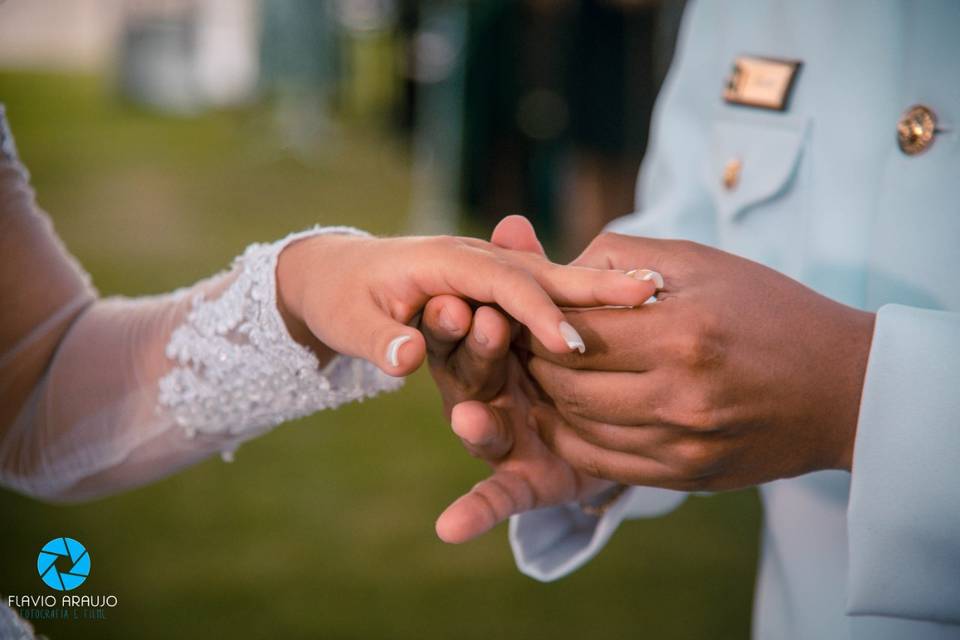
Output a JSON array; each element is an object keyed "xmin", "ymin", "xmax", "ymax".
[
  {"xmin": 275, "ymin": 234, "xmax": 343, "ymax": 363},
  {"xmin": 831, "ymin": 308, "xmax": 877, "ymax": 472}
]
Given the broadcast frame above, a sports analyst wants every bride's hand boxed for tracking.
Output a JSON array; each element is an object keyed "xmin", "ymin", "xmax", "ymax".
[{"xmin": 275, "ymin": 227, "xmax": 656, "ymax": 375}]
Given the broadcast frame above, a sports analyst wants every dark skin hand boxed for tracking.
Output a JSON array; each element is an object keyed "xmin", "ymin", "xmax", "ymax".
[
  {"xmin": 424, "ymin": 218, "xmax": 874, "ymax": 543},
  {"xmin": 526, "ymin": 232, "xmax": 876, "ymax": 492},
  {"xmin": 422, "ymin": 218, "xmax": 650, "ymax": 543}
]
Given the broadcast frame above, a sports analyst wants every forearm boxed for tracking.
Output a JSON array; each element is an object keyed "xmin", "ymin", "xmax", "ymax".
[{"xmin": 0, "ymin": 229, "xmax": 403, "ymax": 502}]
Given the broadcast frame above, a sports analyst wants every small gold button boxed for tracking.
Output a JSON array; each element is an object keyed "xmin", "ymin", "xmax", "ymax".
[
  {"xmin": 897, "ymin": 105, "xmax": 938, "ymax": 156},
  {"xmin": 723, "ymin": 158, "xmax": 742, "ymax": 190}
]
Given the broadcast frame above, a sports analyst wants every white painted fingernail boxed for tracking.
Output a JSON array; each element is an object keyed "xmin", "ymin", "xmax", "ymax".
[
  {"xmin": 626, "ymin": 268, "xmax": 664, "ymax": 289},
  {"xmin": 559, "ymin": 321, "xmax": 586, "ymax": 354},
  {"xmin": 387, "ymin": 335, "xmax": 412, "ymax": 367}
]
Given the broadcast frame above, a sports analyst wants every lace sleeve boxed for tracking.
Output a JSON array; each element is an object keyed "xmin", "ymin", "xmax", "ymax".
[
  {"xmin": 0, "ymin": 107, "xmax": 402, "ymax": 502},
  {"xmin": 157, "ymin": 227, "xmax": 403, "ymax": 445}
]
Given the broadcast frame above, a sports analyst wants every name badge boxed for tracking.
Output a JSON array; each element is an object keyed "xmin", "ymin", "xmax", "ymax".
[{"xmin": 723, "ymin": 56, "xmax": 802, "ymax": 111}]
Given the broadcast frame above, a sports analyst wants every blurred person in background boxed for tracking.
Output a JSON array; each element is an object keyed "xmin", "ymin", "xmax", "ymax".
[
  {"xmin": 458, "ymin": 0, "xmax": 673, "ymax": 258},
  {"xmin": 258, "ymin": 0, "xmax": 341, "ymax": 155}
]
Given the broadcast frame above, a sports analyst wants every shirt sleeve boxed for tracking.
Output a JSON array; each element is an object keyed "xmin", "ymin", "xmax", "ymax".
[
  {"xmin": 509, "ymin": 487, "xmax": 688, "ymax": 581},
  {"xmin": 0, "ymin": 110, "xmax": 402, "ymax": 503},
  {"xmin": 846, "ymin": 304, "xmax": 960, "ymax": 624}
]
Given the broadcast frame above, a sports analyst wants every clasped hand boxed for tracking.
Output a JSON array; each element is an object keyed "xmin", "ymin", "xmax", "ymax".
[{"xmin": 425, "ymin": 217, "xmax": 875, "ymax": 544}]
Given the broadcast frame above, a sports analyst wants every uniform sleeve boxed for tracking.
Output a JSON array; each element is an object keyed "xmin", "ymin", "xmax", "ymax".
[
  {"xmin": 509, "ymin": 487, "xmax": 688, "ymax": 581},
  {"xmin": 846, "ymin": 304, "xmax": 960, "ymax": 624},
  {"xmin": 510, "ymin": 0, "xmax": 721, "ymax": 581},
  {"xmin": 0, "ymin": 109, "xmax": 402, "ymax": 503}
]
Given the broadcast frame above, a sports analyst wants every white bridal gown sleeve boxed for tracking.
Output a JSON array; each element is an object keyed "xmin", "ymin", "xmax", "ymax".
[{"xmin": 0, "ymin": 105, "xmax": 402, "ymax": 503}]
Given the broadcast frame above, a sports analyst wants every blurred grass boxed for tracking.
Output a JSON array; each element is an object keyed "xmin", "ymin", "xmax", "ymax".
[{"xmin": 0, "ymin": 72, "xmax": 760, "ymax": 640}]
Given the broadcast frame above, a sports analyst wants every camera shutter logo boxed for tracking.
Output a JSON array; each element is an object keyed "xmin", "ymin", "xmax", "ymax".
[{"xmin": 37, "ymin": 537, "xmax": 90, "ymax": 591}]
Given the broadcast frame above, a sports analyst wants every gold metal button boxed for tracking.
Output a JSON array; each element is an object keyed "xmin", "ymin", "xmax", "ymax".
[
  {"xmin": 897, "ymin": 105, "xmax": 938, "ymax": 156},
  {"xmin": 723, "ymin": 158, "xmax": 742, "ymax": 190}
]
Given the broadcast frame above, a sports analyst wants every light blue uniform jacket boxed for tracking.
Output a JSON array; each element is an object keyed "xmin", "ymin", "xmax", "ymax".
[{"xmin": 509, "ymin": 2, "xmax": 960, "ymax": 638}]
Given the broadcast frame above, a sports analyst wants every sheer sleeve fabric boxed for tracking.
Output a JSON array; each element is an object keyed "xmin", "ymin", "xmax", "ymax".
[{"xmin": 0, "ymin": 106, "xmax": 402, "ymax": 502}]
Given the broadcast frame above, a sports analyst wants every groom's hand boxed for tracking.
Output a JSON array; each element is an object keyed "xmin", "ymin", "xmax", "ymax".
[
  {"xmin": 524, "ymin": 233, "xmax": 876, "ymax": 492},
  {"xmin": 422, "ymin": 297, "xmax": 614, "ymax": 545},
  {"xmin": 421, "ymin": 217, "xmax": 621, "ymax": 543}
]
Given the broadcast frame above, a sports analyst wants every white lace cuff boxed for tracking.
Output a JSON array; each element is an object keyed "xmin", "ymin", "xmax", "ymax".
[{"xmin": 157, "ymin": 226, "xmax": 404, "ymax": 448}]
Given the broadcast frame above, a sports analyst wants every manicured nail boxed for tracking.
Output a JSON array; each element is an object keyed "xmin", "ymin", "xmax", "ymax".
[
  {"xmin": 626, "ymin": 268, "xmax": 664, "ymax": 290},
  {"xmin": 559, "ymin": 321, "xmax": 586, "ymax": 354},
  {"xmin": 387, "ymin": 335, "xmax": 412, "ymax": 367}
]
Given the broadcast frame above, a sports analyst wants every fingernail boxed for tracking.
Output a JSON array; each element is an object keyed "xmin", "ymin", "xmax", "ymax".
[
  {"xmin": 387, "ymin": 335, "xmax": 412, "ymax": 367},
  {"xmin": 559, "ymin": 321, "xmax": 586, "ymax": 354},
  {"xmin": 472, "ymin": 327, "xmax": 489, "ymax": 346},
  {"xmin": 452, "ymin": 421, "xmax": 488, "ymax": 446},
  {"xmin": 626, "ymin": 268, "xmax": 664, "ymax": 290},
  {"xmin": 437, "ymin": 306, "xmax": 459, "ymax": 333}
]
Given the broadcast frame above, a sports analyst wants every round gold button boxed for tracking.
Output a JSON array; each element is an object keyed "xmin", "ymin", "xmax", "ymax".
[
  {"xmin": 723, "ymin": 158, "xmax": 742, "ymax": 190},
  {"xmin": 897, "ymin": 105, "xmax": 938, "ymax": 156}
]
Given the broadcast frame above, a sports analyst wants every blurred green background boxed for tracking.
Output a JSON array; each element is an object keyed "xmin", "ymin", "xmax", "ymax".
[{"xmin": 0, "ymin": 71, "xmax": 760, "ymax": 640}]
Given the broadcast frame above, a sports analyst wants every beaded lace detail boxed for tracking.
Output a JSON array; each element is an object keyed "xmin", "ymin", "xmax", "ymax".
[{"xmin": 157, "ymin": 226, "xmax": 404, "ymax": 444}]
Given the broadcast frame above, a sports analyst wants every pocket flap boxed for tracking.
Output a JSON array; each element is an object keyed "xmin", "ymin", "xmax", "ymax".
[{"xmin": 707, "ymin": 117, "xmax": 808, "ymax": 221}]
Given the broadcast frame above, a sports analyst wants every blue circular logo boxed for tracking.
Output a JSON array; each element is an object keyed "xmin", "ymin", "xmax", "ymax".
[{"xmin": 37, "ymin": 537, "xmax": 90, "ymax": 591}]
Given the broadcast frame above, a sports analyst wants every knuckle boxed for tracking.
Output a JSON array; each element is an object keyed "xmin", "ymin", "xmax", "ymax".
[
  {"xmin": 669, "ymin": 239, "xmax": 710, "ymax": 263},
  {"xmin": 449, "ymin": 368, "xmax": 488, "ymax": 401},
  {"xmin": 556, "ymin": 377, "xmax": 577, "ymax": 407},
  {"xmin": 424, "ymin": 337, "xmax": 450, "ymax": 363},
  {"xmin": 671, "ymin": 239, "xmax": 701, "ymax": 254},
  {"xmin": 589, "ymin": 232, "xmax": 616, "ymax": 251},
  {"xmin": 469, "ymin": 481, "xmax": 504, "ymax": 517},
  {"xmin": 447, "ymin": 356, "xmax": 500, "ymax": 401},
  {"xmin": 456, "ymin": 377, "xmax": 484, "ymax": 399},
  {"xmin": 577, "ymin": 454, "xmax": 605, "ymax": 480},
  {"xmin": 683, "ymin": 407, "xmax": 719, "ymax": 432},
  {"xmin": 672, "ymin": 390, "xmax": 721, "ymax": 432},
  {"xmin": 583, "ymin": 232, "xmax": 623, "ymax": 260},
  {"xmin": 646, "ymin": 388, "xmax": 676, "ymax": 426},
  {"xmin": 673, "ymin": 317, "xmax": 723, "ymax": 370},
  {"xmin": 672, "ymin": 439, "xmax": 716, "ymax": 479},
  {"xmin": 555, "ymin": 377, "xmax": 586, "ymax": 416}
]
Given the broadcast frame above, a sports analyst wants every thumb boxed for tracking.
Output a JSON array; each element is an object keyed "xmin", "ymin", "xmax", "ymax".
[
  {"xmin": 379, "ymin": 328, "xmax": 427, "ymax": 377},
  {"xmin": 435, "ymin": 469, "xmax": 536, "ymax": 544},
  {"xmin": 491, "ymin": 215, "xmax": 546, "ymax": 255},
  {"xmin": 323, "ymin": 300, "xmax": 427, "ymax": 377}
]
